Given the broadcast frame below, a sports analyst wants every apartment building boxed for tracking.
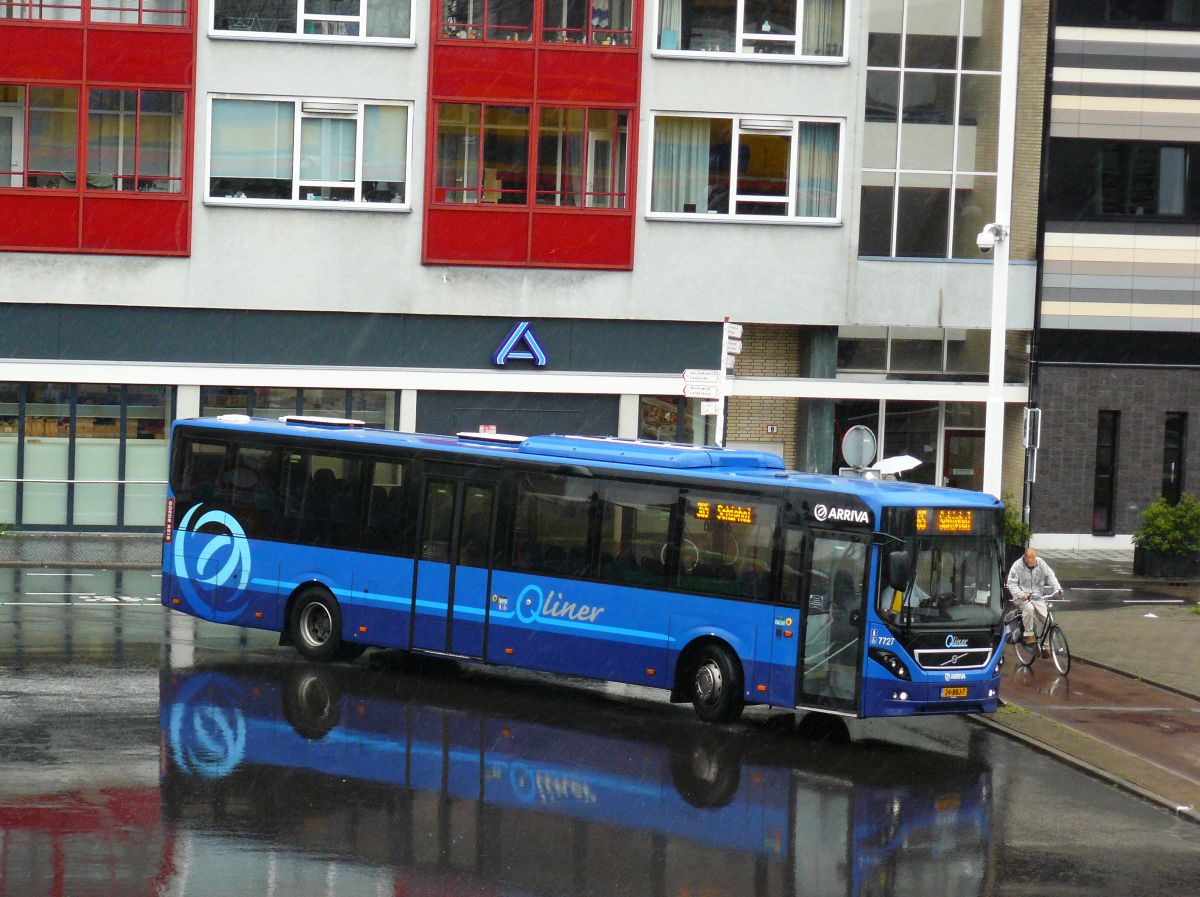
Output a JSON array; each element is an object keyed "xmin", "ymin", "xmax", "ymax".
[{"xmin": 0, "ymin": 0, "xmax": 1042, "ymax": 529}]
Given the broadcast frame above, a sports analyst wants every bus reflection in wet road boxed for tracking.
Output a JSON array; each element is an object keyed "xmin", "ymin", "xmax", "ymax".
[{"xmin": 160, "ymin": 655, "xmax": 994, "ymax": 897}]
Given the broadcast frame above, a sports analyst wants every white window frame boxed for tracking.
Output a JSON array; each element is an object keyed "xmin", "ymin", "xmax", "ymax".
[
  {"xmin": 209, "ymin": 0, "xmax": 415, "ymax": 47},
  {"xmin": 204, "ymin": 94, "xmax": 414, "ymax": 212},
  {"xmin": 650, "ymin": 0, "xmax": 850, "ymax": 64},
  {"xmin": 646, "ymin": 111, "xmax": 844, "ymax": 225}
]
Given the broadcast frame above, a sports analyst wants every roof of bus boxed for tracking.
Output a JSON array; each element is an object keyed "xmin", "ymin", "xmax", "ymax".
[{"xmin": 175, "ymin": 416, "xmax": 1002, "ymax": 512}]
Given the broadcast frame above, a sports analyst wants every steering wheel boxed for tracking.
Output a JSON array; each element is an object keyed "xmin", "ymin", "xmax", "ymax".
[{"xmin": 662, "ymin": 538, "xmax": 701, "ymax": 574}]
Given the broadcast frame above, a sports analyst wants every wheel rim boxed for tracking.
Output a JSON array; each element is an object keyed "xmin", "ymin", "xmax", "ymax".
[
  {"xmin": 695, "ymin": 659, "xmax": 723, "ymax": 706},
  {"xmin": 299, "ymin": 602, "xmax": 333, "ymax": 648},
  {"xmin": 297, "ymin": 674, "xmax": 332, "ymax": 718},
  {"xmin": 1013, "ymin": 641, "xmax": 1035, "ymax": 666},
  {"xmin": 1050, "ymin": 628, "xmax": 1070, "ymax": 674}
]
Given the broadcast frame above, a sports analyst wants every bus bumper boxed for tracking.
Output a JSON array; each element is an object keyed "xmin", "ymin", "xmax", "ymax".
[{"xmin": 861, "ymin": 675, "xmax": 1001, "ymax": 717}]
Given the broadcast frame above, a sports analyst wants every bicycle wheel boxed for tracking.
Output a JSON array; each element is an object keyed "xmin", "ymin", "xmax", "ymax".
[
  {"xmin": 1013, "ymin": 636, "xmax": 1036, "ymax": 667},
  {"xmin": 1049, "ymin": 625, "xmax": 1071, "ymax": 676}
]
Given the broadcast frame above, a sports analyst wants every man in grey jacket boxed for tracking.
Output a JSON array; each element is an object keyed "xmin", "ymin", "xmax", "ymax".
[{"xmin": 1006, "ymin": 548, "xmax": 1062, "ymax": 656}]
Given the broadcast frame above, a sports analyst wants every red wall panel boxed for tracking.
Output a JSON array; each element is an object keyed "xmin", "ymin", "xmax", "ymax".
[
  {"xmin": 0, "ymin": 27, "xmax": 84, "ymax": 81},
  {"xmin": 536, "ymin": 49, "xmax": 639, "ymax": 105},
  {"xmin": 81, "ymin": 196, "xmax": 189, "ymax": 254},
  {"xmin": 0, "ymin": 193, "xmax": 80, "ymax": 251},
  {"xmin": 529, "ymin": 211, "xmax": 632, "ymax": 269},
  {"xmin": 86, "ymin": 29, "xmax": 194, "ymax": 87},
  {"xmin": 432, "ymin": 45, "xmax": 536, "ymax": 102},
  {"xmin": 425, "ymin": 208, "xmax": 530, "ymax": 265}
]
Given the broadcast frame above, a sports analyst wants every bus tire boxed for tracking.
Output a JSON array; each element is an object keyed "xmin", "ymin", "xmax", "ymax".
[
  {"xmin": 689, "ymin": 643, "xmax": 744, "ymax": 724},
  {"xmin": 670, "ymin": 735, "xmax": 741, "ymax": 808},
  {"xmin": 290, "ymin": 586, "xmax": 345, "ymax": 663}
]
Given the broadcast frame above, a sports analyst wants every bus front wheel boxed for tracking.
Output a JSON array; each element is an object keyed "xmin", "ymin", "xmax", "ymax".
[
  {"xmin": 290, "ymin": 587, "xmax": 346, "ymax": 663},
  {"xmin": 689, "ymin": 644, "xmax": 745, "ymax": 724}
]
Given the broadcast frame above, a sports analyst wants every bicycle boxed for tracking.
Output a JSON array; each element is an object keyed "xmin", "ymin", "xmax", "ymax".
[{"xmin": 1005, "ymin": 589, "xmax": 1071, "ymax": 675}]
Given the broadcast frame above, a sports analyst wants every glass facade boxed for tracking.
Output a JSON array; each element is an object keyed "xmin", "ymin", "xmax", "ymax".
[
  {"xmin": 0, "ymin": 383, "xmax": 172, "ymax": 529},
  {"xmin": 860, "ymin": 0, "xmax": 1003, "ymax": 259}
]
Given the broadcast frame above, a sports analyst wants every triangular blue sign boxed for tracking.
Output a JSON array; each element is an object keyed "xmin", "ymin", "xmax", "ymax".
[{"xmin": 493, "ymin": 321, "xmax": 547, "ymax": 366}]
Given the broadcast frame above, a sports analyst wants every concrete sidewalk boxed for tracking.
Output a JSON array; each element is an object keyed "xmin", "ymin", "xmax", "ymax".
[
  {"xmin": 983, "ymin": 548, "xmax": 1200, "ymax": 822},
  {"xmin": 0, "ymin": 532, "xmax": 162, "ymax": 569}
]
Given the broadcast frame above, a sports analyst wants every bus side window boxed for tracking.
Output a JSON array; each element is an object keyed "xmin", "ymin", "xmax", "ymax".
[
  {"xmin": 596, "ymin": 480, "xmax": 676, "ymax": 589},
  {"xmin": 363, "ymin": 458, "xmax": 410, "ymax": 556},
  {"xmin": 510, "ymin": 473, "xmax": 595, "ymax": 579}
]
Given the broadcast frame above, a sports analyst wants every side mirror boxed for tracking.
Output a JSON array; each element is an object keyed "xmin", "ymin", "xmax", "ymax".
[{"xmin": 887, "ymin": 550, "xmax": 910, "ymax": 592}]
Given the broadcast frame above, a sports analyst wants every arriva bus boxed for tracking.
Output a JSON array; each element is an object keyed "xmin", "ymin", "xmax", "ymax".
[{"xmin": 161, "ymin": 415, "xmax": 1006, "ymax": 722}]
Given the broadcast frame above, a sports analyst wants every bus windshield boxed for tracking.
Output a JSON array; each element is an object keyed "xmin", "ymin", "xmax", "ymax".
[{"xmin": 878, "ymin": 536, "xmax": 1002, "ymax": 629}]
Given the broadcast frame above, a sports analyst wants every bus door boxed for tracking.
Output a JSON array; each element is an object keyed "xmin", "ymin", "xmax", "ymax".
[
  {"xmin": 412, "ymin": 472, "xmax": 496, "ymax": 657},
  {"xmin": 796, "ymin": 531, "xmax": 869, "ymax": 715}
]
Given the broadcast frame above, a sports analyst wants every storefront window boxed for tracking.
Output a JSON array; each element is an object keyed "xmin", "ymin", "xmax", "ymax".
[
  {"xmin": 0, "ymin": 383, "xmax": 17, "ymax": 525},
  {"xmin": 883, "ymin": 400, "xmax": 938, "ymax": 485},
  {"xmin": 638, "ymin": 396, "xmax": 715, "ymax": 444},
  {"xmin": 202, "ymin": 387, "xmax": 250, "ymax": 417},
  {"xmin": 74, "ymin": 384, "xmax": 123, "ymax": 526},
  {"xmin": 125, "ymin": 386, "xmax": 170, "ymax": 526},
  {"xmin": 252, "ymin": 387, "xmax": 298, "ymax": 418},
  {"xmin": 350, "ymin": 390, "xmax": 390, "ymax": 428},
  {"xmin": 23, "ymin": 383, "xmax": 70, "ymax": 525},
  {"xmin": 301, "ymin": 388, "xmax": 346, "ymax": 418}
]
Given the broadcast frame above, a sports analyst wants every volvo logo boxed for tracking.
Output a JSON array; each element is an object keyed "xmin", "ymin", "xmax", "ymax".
[
  {"xmin": 173, "ymin": 505, "xmax": 253, "ymax": 623},
  {"xmin": 813, "ymin": 503, "xmax": 870, "ymax": 525}
]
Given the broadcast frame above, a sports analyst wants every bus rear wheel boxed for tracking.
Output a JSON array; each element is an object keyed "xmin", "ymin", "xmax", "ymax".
[
  {"xmin": 291, "ymin": 587, "xmax": 346, "ymax": 663},
  {"xmin": 689, "ymin": 644, "xmax": 744, "ymax": 724}
]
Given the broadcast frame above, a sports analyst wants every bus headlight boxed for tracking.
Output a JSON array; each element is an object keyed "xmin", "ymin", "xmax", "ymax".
[{"xmin": 869, "ymin": 648, "xmax": 911, "ymax": 681}]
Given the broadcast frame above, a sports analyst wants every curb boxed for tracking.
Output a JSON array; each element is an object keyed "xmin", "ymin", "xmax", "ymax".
[{"xmin": 972, "ymin": 710, "xmax": 1200, "ymax": 825}]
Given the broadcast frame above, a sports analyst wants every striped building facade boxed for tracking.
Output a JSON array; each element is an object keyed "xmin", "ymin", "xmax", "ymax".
[{"xmin": 1034, "ymin": 12, "xmax": 1200, "ymax": 545}]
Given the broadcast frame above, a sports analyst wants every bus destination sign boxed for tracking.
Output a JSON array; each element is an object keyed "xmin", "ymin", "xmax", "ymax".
[
  {"xmin": 916, "ymin": 508, "xmax": 974, "ymax": 534},
  {"xmin": 695, "ymin": 501, "xmax": 754, "ymax": 525}
]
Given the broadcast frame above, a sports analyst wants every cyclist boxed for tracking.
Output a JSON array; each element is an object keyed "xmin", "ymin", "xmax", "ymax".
[{"xmin": 1006, "ymin": 548, "xmax": 1062, "ymax": 659}]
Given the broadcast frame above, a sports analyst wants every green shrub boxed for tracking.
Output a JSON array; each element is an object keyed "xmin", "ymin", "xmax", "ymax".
[
  {"xmin": 1132, "ymin": 494, "xmax": 1200, "ymax": 556},
  {"xmin": 1002, "ymin": 495, "xmax": 1031, "ymax": 548}
]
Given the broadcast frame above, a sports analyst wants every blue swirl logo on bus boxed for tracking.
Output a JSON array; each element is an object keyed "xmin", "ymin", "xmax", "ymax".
[{"xmin": 173, "ymin": 506, "xmax": 253, "ymax": 623}]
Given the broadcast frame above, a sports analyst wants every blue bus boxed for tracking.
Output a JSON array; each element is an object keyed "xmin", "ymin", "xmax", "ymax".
[
  {"xmin": 161, "ymin": 660, "xmax": 995, "ymax": 897},
  {"xmin": 161, "ymin": 415, "xmax": 1006, "ymax": 721}
]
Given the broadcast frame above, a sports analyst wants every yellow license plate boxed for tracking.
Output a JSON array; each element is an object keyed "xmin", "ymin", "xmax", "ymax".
[{"xmin": 941, "ymin": 687, "xmax": 968, "ymax": 698}]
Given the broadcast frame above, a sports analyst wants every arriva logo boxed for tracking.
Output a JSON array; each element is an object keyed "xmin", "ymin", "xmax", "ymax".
[
  {"xmin": 813, "ymin": 503, "xmax": 870, "ymax": 525},
  {"xmin": 945, "ymin": 634, "xmax": 969, "ymax": 648},
  {"xmin": 173, "ymin": 505, "xmax": 253, "ymax": 623},
  {"xmin": 516, "ymin": 584, "xmax": 605, "ymax": 625}
]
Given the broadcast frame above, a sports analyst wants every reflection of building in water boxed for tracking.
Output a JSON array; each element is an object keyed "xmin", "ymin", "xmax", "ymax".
[{"xmin": 159, "ymin": 661, "xmax": 995, "ymax": 897}]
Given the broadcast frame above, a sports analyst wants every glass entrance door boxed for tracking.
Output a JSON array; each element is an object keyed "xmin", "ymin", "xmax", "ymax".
[
  {"xmin": 798, "ymin": 532, "xmax": 868, "ymax": 714},
  {"xmin": 412, "ymin": 474, "xmax": 495, "ymax": 657},
  {"xmin": 943, "ymin": 429, "xmax": 984, "ymax": 491}
]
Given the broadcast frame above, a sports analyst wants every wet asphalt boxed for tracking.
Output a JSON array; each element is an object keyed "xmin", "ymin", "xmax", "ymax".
[{"xmin": 0, "ymin": 567, "xmax": 1198, "ymax": 897}]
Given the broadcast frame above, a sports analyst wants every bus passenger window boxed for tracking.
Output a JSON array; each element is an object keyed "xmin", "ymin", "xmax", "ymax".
[
  {"xmin": 510, "ymin": 473, "xmax": 595, "ymax": 579},
  {"xmin": 596, "ymin": 480, "xmax": 676, "ymax": 588},
  {"xmin": 678, "ymin": 496, "xmax": 778, "ymax": 599}
]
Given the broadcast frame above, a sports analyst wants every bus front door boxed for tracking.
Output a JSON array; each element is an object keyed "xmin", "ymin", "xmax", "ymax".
[
  {"xmin": 412, "ymin": 476, "xmax": 496, "ymax": 658},
  {"xmin": 796, "ymin": 531, "xmax": 869, "ymax": 715}
]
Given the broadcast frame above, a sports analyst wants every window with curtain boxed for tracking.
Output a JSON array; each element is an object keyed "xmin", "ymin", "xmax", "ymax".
[
  {"xmin": 651, "ymin": 114, "xmax": 841, "ymax": 221},
  {"xmin": 87, "ymin": 89, "xmax": 185, "ymax": 193},
  {"xmin": 542, "ymin": 0, "xmax": 632, "ymax": 45},
  {"xmin": 440, "ymin": 0, "xmax": 533, "ymax": 38},
  {"xmin": 214, "ymin": 0, "xmax": 411, "ymax": 39},
  {"xmin": 208, "ymin": 97, "xmax": 411, "ymax": 207},
  {"xmin": 656, "ymin": 0, "xmax": 843, "ymax": 57}
]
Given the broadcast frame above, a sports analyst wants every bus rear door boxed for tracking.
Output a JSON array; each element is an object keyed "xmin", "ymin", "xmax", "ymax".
[{"xmin": 412, "ymin": 469, "xmax": 497, "ymax": 658}]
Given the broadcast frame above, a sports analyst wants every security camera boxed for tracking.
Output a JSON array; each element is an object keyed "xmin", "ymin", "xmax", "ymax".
[
  {"xmin": 976, "ymin": 225, "xmax": 996, "ymax": 254},
  {"xmin": 976, "ymin": 222, "xmax": 1008, "ymax": 254}
]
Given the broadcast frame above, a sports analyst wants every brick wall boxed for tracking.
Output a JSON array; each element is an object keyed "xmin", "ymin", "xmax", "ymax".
[
  {"xmin": 1012, "ymin": 0, "xmax": 1049, "ymax": 263},
  {"xmin": 1033, "ymin": 365, "xmax": 1200, "ymax": 535},
  {"xmin": 727, "ymin": 324, "xmax": 803, "ymax": 466}
]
